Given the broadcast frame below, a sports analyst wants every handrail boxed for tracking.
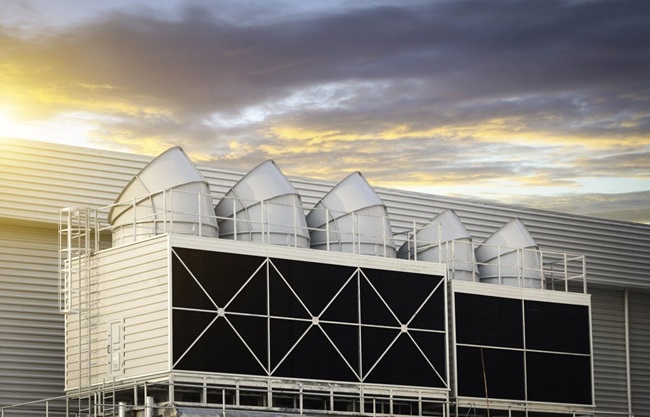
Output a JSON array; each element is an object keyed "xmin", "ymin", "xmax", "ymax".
[
  {"xmin": 1, "ymin": 394, "xmax": 68, "ymax": 417},
  {"xmin": 7, "ymin": 379, "xmax": 634, "ymax": 417},
  {"xmin": 66, "ymin": 189, "xmax": 586, "ymax": 292}
]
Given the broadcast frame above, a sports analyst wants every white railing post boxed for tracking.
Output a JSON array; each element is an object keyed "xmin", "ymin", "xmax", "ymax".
[
  {"xmin": 497, "ymin": 245, "xmax": 502, "ymax": 285},
  {"xmin": 132, "ymin": 198, "xmax": 137, "ymax": 242},
  {"xmin": 169, "ymin": 189, "xmax": 174, "ymax": 235},
  {"xmin": 380, "ymin": 212, "xmax": 386, "ymax": 256},
  {"xmin": 412, "ymin": 220, "xmax": 418, "ymax": 261},
  {"xmin": 162, "ymin": 189, "xmax": 167, "ymax": 234},
  {"xmin": 233, "ymin": 197, "xmax": 238, "ymax": 241},
  {"xmin": 353, "ymin": 212, "xmax": 359, "ymax": 254},
  {"xmin": 563, "ymin": 252, "xmax": 569, "ymax": 292},
  {"xmin": 519, "ymin": 248, "xmax": 523, "ymax": 287},
  {"xmin": 582, "ymin": 256, "xmax": 587, "ymax": 293},
  {"xmin": 197, "ymin": 191, "xmax": 202, "ymax": 237},
  {"xmin": 472, "ymin": 241, "xmax": 478, "ymax": 282},
  {"xmin": 293, "ymin": 201, "xmax": 298, "ymax": 247},
  {"xmin": 326, "ymin": 208, "xmax": 330, "ymax": 252},
  {"xmin": 267, "ymin": 200, "xmax": 271, "ymax": 243},
  {"xmin": 450, "ymin": 240, "xmax": 455, "ymax": 279},
  {"xmin": 261, "ymin": 200, "xmax": 266, "ymax": 244},
  {"xmin": 539, "ymin": 250, "xmax": 546, "ymax": 289},
  {"xmin": 437, "ymin": 222, "xmax": 443, "ymax": 263}
]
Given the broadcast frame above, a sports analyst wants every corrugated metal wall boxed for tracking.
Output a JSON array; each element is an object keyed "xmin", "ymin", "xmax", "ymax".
[
  {"xmin": 1, "ymin": 137, "xmax": 650, "ymax": 415},
  {"xmin": 0, "ymin": 220, "xmax": 63, "ymax": 408},
  {"xmin": 0, "ymin": 138, "xmax": 148, "ymax": 224},
  {"xmin": 629, "ymin": 291, "xmax": 650, "ymax": 416},
  {"xmin": 590, "ymin": 287, "xmax": 628, "ymax": 414}
]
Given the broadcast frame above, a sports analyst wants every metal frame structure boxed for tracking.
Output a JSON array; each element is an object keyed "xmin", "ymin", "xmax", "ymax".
[
  {"xmin": 45, "ymin": 188, "xmax": 597, "ymax": 417},
  {"xmin": 170, "ymin": 250, "xmax": 448, "ymax": 386},
  {"xmin": 449, "ymin": 280, "xmax": 595, "ymax": 416}
]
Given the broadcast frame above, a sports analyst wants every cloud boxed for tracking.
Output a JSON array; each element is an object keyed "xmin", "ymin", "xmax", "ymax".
[{"xmin": 0, "ymin": 0, "xmax": 649, "ymax": 222}]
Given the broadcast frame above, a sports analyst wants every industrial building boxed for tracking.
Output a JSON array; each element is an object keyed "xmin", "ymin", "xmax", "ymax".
[{"xmin": 1, "ymin": 137, "xmax": 649, "ymax": 417}]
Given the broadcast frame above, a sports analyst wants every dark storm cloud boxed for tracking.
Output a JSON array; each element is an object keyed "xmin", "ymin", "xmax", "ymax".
[
  {"xmin": 1, "ymin": 0, "xmax": 649, "ymax": 222},
  {"xmin": 6, "ymin": 0, "xmax": 650, "ymax": 117}
]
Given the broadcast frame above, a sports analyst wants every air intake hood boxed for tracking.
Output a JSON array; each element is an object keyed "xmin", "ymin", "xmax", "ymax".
[
  {"xmin": 397, "ymin": 209, "xmax": 477, "ymax": 280},
  {"xmin": 214, "ymin": 160, "xmax": 309, "ymax": 248},
  {"xmin": 475, "ymin": 218, "xmax": 543, "ymax": 288},
  {"xmin": 109, "ymin": 146, "xmax": 218, "ymax": 246},
  {"xmin": 306, "ymin": 172, "xmax": 395, "ymax": 257}
]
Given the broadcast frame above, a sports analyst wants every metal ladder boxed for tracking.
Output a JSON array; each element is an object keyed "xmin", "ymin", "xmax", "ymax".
[{"xmin": 59, "ymin": 208, "xmax": 99, "ymax": 416}]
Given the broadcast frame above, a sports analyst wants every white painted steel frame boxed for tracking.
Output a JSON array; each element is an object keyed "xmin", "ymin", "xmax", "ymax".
[
  {"xmin": 450, "ymin": 280, "xmax": 595, "ymax": 415},
  {"xmin": 169, "ymin": 250, "xmax": 448, "ymax": 387},
  {"xmin": 166, "ymin": 235, "xmax": 449, "ymax": 411}
]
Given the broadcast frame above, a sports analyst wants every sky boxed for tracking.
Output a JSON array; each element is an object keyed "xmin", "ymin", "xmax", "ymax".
[{"xmin": 1, "ymin": 0, "xmax": 649, "ymax": 224}]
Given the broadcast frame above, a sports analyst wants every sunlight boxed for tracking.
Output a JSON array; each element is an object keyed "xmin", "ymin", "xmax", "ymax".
[
  {"xmin": 0, "ymin": 109, "xmax": 13, "ymax": 134},
  {"xmin": 0, "ymin": 108, "xmax": 98, "ymax": 149}
]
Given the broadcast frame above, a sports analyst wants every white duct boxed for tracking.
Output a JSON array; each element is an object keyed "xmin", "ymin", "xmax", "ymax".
[
  {"xmin": 397, "ymin": 209, "xmax": 477, "ymax": 280},
  {"xmin": 475, "ymin": 219, "xmax": 543, "ymax": 288},
  {"xmin": 214, "ymin": 160, "xmax": 309, "ymax": 248},
  {"xmin": 306, "ymin": 172, "xmax": 395, "ymax": 257},
  {"xmin": 108, "ymin": 147, "xmax": 218, "ymax": 246}
]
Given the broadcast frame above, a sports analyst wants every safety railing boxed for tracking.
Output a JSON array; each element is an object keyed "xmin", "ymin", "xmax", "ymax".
[
  {"xmin": 56, "ymin": 377, "xmax": 449, "ymax": 417},
  {"xmin": 394, "ymin": 224, "xmax": 586, "ymax": 293},
  {"xmin": 1, "ymin": 396, "xmax": 69, "ymax": 417},
  {"xmin": 4, "ymin": 389, "xmax": 636, "ymax": 417},
  {"xmin": 95, "ymin": 189, "xmax": 397, "ymax": 257},
  {"xmin": 452, "ymin": 401, "xmax": 632, "ymax": 417},
  {"xmin": 63, "ymin": 188, "xmax": 586, "ymax": 292}
]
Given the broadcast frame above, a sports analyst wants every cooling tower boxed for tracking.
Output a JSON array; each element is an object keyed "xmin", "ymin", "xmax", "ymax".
[
  {"xmin": 306, "ymin": 172, "xmax": 395, "ymax": 257},
  {"xmin": 475, "ymin": 219, "xmax": 543, "ymax": 288},
  {"xmin": 213, "ymin": 160, "xmax": 309, "ymax": 248},
  {"xmin": 397, "ymin": 209, "xmax": 477, "ymax": 280},
  {"xmin": 108, "ymin": 147, "xmax": 219, "ymax": 246}
]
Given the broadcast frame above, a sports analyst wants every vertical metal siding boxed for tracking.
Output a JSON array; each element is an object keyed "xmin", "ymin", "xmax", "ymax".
[
  {"xmin": 0, "ymin": 221, "xmax": 64, "ymax": 407},
  {"xmin": 629, "ymin": 291, "xmax": 650, "ymax": 416},
  {"xmin": 590, "ymin": 288, "xmax": 629, "ymax": 414}
]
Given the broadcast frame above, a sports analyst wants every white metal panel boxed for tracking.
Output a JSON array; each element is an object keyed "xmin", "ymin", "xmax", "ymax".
[
  {"xmin": 590, "ymin": 288, "xmax": 629, "ymax": 414},
  {"xmin": 64, "ymin": 236, "xmax": 170, "ymax": 390},
  {"xmin": 0, "ymin": 220, "xmax": 65, "ymax": 407},
  {"xmin": 629, "ymin": 290, "xmax": 650, "ymax": 416}
]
